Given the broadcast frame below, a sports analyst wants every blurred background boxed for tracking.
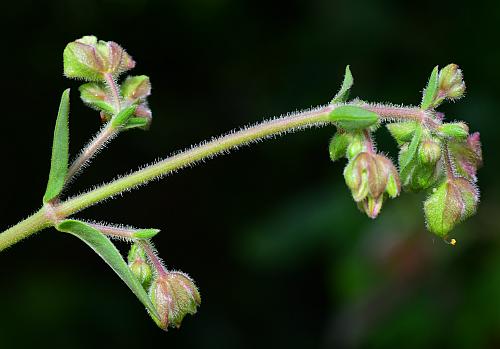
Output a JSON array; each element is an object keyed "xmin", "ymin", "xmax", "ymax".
[{"xmin": 0, "ymin": 0, "xmax": 498, "ymax": 348}]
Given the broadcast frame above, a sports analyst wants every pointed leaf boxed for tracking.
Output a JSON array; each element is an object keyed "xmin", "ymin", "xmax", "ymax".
[
  {"xmin": 111, "ymin": 105, "xmax": 137, "ymax": 128},
  {"xmin": 43, "ymin": 89, "xmax": 70, "ymax": 203},
  {"xmin": 399, "ymin": 124, "xmax": 422, "ymax": 181},
  {"xmin": 133, "ymin": 229, "xmax": 161, "ymax": 239},
  {"xmin": 421, "ymin": 66, "xmax": 439, "ymax": 110},
  {"xmin": 331, "ymin": 65, "xmax": 353, "ymax": 103},
  {"xmin": 123, "ymin": 117, "xmax": 150, "ymax": 130},
  {"xmin": 56, "ymin": 219, "xmax": 161, "ymax": 327},
  {"xmin": 329, "ymin": 105, "xmax": 379, "ymax": 130}
]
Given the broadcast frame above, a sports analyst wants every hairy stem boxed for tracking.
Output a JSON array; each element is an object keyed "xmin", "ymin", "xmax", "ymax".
[
  {"xmin": 66, "ymin": 125, "xmax": 118, "ymax": 183},
  {"xmin": 57, "ymin": 105, "xmax": 334, "ymax": 216},
  {"xmin": 87, "ymin": 222, "xmax": 135, "ymax": 240},
  {"xmin": 104, "ymin": 73, "xmax": 122, "ymax": 112},
  {"xmin": 443, "ymin": 141, "xmax": 455, "ymax": 178},
  {"xmin": 0, "ymin": 209, "xmax": 51, "ymax": 251},
  {"xmin": 0, "ymin": 102, "xmax": 430, "ymax": 251},
  {"xmin": 138, "ymin": 240, "xmax": 167, "ymax": 277}
]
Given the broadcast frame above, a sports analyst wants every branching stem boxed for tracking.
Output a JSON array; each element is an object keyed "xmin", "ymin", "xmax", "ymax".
[
  {"xmin": 66, "ymin": 125, "xmax": 118, "ymax": 182},
  {"xmin": 0, "ymin": 102, "xmax": 430, "ymax": 251}
]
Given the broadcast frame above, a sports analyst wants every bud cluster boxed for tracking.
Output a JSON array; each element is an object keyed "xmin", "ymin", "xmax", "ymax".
[
  {"xmin": 64, "ymin": 36, "xmax": 152, "ymax": 129},
  {"xmin": 127, "ymin": 242, "xmax": 201, "ymax": 331},
  {"xmin": 328, "ymin": 64, "xmax": 482, "ymax": 241}
]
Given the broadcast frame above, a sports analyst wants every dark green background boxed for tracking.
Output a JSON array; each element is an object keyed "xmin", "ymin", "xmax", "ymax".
[{"xmin": 0, "ymin": 0, "xmax": 498, "ymax": 348}]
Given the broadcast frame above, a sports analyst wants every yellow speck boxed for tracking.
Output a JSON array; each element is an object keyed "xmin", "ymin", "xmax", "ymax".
[{"xmin": 450, "ymin": 238, "xmax": 456, "ymax": 246}]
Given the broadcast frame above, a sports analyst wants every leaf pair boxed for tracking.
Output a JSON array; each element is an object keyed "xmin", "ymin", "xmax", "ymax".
[{"xmin": 43, "ymin": 90, "xmax": 163, "ymax": 328}]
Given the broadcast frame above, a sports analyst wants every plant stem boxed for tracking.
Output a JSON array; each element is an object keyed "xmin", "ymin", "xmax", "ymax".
[
  {"xmin": 104, "ymin": 73, "xmax": 122, "ymax": 112},
  {"xmin": 443, "ymin": 141, "xmax": 455, "ymax": 178},
  {"xmin": 57, "ymin": 104, "xmax": 334, "ymax": 216},
  {"xmin": 87, "ymin": 222, "xmax": 135, "ymax": 240},
  {"xmin": 0, "ymin": 102, "xmax": 428, "ymax": 251},
  {"xmin": 66, "ymin": 125, "xmax": 118, "ymax": 182},
  {"xmin": 0, "ymin": 209, "xmax": 51, "ymax": 251},
  {"xmin": 138, "ymin": 240, "xmax": 167, "ymax": 277}
]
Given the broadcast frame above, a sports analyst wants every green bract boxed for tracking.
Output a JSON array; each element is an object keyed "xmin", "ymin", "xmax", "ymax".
[
  {"xmin": 331, "ymin": 65, "xmax": 354, "ymax": 103},
  {"xmin": 329, "ymin": 105, "xmax": 379, "ymax": 130},
  {"xmin": 421, "ymin": 66, "xmax": 439, "ymax": 110},
  {"xmin": 329, "ymin": 132, "xmax": 351, "ymax": 162}
]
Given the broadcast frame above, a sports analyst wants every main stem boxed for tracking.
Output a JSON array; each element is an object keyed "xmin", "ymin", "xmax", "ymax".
[
  {"xmin": 0, "ymin": 102, "xmax": 425, "ymax": 251},
  {"xmin": 0, "ymin": 105, "xmax": 332, "ymax": 251}
]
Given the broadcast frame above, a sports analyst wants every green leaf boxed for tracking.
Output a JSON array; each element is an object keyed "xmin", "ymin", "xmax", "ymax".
[
  {"xmin": 56, "ymin": 219, "xmax": 162, "ymax": 327},
  {"xmin": 329, "ymin": 105, "xmax": 379, "ymax": 130},
  {"xmin": 399, "ymin": 124, "xmax": 422, "ymax": 182},
  {"xmin": 111, "ymin": 105, "xmax": 137, "ymax": 128},
  {"xmin": 386, "ymin": 121, "xmax": 417, "ymax": 145},
  {"xmin": 133, "ymin": 229, "xmax": 161, "ymax": 239},
  {"xmin": 331, "ymin": 66, "xmax": 354, "ymax": 103},
  {"xmin": 421, "ymin": 66, "xmax": 439, "ymax": 110},
  {"xmin": 123, "ymin": 117, "xmax": 150, "ymax": 130},
  {"xmin": 43, "ymin": 89, "xmax": 70, "ymax": 203},
  {"xmin": 328, "ymin": 132, "xmax": 350, "ymax": 162}
]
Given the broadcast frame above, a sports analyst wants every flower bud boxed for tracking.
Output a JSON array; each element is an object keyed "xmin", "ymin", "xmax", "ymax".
[
  {"xmin": 418, "ymin": 138, "xmax": 441, "ymax": 165},
  {"xmin": 344, "ymin": 152, "xmax": 400, "ymax": 218},
  {"xmin": 63, "ymin": 36, "xmax": 135, "ymax": 81},
  {"xmin": 448, "ymin": 132, "xmax": 482, "ymax": 182},
  {"xmin": 128, "ymin": 244, "xmax": 153, "ymax": 289},
  {"xmin": 346, "ymin": 132, "xmax": 366, "ymax": 160},
  {"xmin": 150, "ymin": 271, "xmax": 201, "ymax": 330},
  {"xmin": 438, "ymin": 64, "xmax": 466, "ymax": 100},
  {"xmin": 424, "ymin": 177, "xmax": 479, "ymax": 238},
  {"xmin": 438, "ymin": 122, "xmax": 469, "ymax": 140},
  {"xmin": 79, "ymin": 82, "xmax": 116, "ymax": 116},
  {"xmin": 399, "ymin": 136, "xmax": 442, "ymax": 191},
  {"xmin": 121, "ymin": 75, "xmax": 151, "ymax": 102}
]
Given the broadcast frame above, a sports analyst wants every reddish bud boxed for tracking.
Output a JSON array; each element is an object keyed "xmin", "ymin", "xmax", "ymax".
[{"xmin": 150, "ymin": 271, "xmax": 201, "ymax": 330}]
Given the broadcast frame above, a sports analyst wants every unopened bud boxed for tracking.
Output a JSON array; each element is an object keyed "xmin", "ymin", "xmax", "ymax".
[
  {"xmin": 79, "ymin": 82, "xmax": 116, "ymax": 116},
  {"xmin": 63, "ymin": 36, "xmax": 135, "ymax": 81},
  {"xmin": 121, "ymin": 75, "xmax": 152, "ymax": 102},
  {"xmin": 150, "ymin": 271, "xmax": 201, "ymax": 330},
  {"xmin": 448, "ymin": 132, "xmax": 483, "ymax": 181},
  {"xmin": 438, "ymin": 64, "xmax": 466, "ymax": 100},
  {"xmin": 127, "ymin": 244, "xmax": 153, "ymax": 289},
  {"xmin": 424, "ymin": 177, "xmax": 479, "ymax": 238},
  {"xmin": 438, "ymin": 122, "xmax": 469, "ymax": 140},
  {"xmin": 344, "ymin": 152, "xmax": 400, "ymax": 218},
  {"xmin": 418, "ymin": 138, "xmax": 441, "ymax": 165},
  {"xmin": 346, "ymin": 132, "xmax": 366, "ymax": 160}
]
